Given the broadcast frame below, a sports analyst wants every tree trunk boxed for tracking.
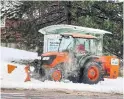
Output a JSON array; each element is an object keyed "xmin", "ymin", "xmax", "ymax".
[{"xmin": 66, "ymin": 1, "xmax": 72, "ymax": 25}]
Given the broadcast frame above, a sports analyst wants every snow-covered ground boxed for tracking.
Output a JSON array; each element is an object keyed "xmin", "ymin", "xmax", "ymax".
[{"xmin": 0, "ymin": 46, "xmax": 123, "ymax": 94}]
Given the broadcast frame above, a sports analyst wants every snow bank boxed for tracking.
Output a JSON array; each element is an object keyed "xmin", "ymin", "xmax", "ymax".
[
  {"xmin": 1, "ymin": 47, "xmax": 39, "ymax": 61},
  {"xmin": 0, "ymin": 46, "xmax": 123, "ymax": 94}
]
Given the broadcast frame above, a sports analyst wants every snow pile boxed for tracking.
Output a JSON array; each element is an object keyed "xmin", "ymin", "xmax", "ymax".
[
  {"xmin": 0, "ymin": 46, "xmax": 123, "ymax": 94},
  {"xmin": 1, "ymin": 47, "xmax": 39, "ymax": 61}
]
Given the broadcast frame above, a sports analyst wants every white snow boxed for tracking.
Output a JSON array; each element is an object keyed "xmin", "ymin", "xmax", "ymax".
[
  {"xmin": 0, "ymin": 46, "xmax": 123, "ymax": 94},
  {"xmin": 1, "ymin": 47, "xmax": 39, "ymax": 61}
]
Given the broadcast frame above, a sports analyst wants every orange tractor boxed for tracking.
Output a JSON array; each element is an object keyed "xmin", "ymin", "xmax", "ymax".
[{"xmin": 32, "ymin": 25, "xmax": 120, "ymax": 84}]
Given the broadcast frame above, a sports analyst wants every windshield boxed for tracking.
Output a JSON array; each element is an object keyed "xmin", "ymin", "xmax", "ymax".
[{"xmin": 59, "ymin": 36, "xmax": 74, "ymax": 52}]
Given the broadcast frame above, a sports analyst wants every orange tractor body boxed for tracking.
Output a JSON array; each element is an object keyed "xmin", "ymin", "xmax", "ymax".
[
  {"xmin": 42, "ymin": 52, "xmax": 69, "ymax": 68},
  {"xmin": 41, "ymin": 52, "xmax": 120, "ymax": 81}
]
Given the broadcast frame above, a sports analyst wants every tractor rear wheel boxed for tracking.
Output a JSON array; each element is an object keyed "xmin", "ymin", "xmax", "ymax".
[{"xmin": 81, "ymin": 62, "xmax": 102, "ymax": 84}]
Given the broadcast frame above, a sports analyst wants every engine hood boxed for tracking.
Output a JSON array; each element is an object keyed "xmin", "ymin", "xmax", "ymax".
[{"xmin": 41, "ymin": 51, "xmax": 69, "ymax": 67}]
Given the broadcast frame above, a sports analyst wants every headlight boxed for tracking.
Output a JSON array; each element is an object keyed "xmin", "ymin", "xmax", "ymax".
[
  {"xmin": 111, "ymin": 58, "xmax": 119, "ymax": 65},
  {"xmin": 42, "ymin": 57, "xmax": 50, "ymax": 60}
]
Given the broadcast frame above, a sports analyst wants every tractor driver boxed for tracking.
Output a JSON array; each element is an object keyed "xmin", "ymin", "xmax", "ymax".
[
  {"xmin": 76, "ymin": 44, "xmax": 86, "ymax": 54},
  {"xmin": 75, "ymin": 38, "xmax": 86, "ymax": 55}
]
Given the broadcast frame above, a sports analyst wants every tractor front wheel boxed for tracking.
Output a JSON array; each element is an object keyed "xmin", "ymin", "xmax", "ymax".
[{"xmin": 81, "ymin": 62, "xmax": 102, "ymax": 84}]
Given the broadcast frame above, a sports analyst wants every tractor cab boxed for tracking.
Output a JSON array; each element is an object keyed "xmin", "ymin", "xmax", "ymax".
[{"xmin": 39, "ymin": 25, "xmax": 107, "ymax": 56}]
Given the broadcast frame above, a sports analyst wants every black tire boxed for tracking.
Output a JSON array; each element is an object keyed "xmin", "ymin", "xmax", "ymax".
[{"xmin": 80, "ymin": 62, "xmax": 102, "ymax": 84}]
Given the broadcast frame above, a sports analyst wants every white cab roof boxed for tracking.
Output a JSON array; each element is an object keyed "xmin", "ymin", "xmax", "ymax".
[{"xmin": 39, "ymin": 24, "xmax": 112, "ymax": 35}]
